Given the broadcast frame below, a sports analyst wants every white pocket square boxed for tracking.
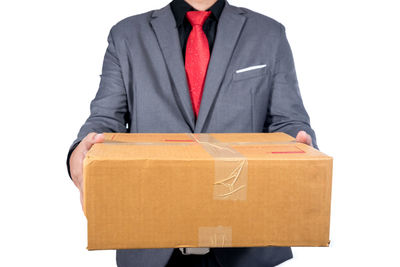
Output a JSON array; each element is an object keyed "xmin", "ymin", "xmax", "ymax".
[{"xmin": 235, "ymin": 64, "xmax": 267, "ymax": 73}]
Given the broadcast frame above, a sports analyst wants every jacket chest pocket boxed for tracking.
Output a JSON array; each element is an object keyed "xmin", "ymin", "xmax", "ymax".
[
  {"xmin": 232, "ymin": 64, "xmax": 268, "ymax": 81},
  {"xmin": 211, "ymin": 65, "xmax": 270, "ymax": 132}
]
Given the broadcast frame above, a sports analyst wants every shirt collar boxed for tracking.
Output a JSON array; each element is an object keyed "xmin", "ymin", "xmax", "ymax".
[{"xmin": 170, "ymin": 0, "xmax": 226, "ymax": 27}]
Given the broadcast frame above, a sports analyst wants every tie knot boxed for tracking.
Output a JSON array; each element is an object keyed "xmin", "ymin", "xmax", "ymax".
[{"xmin": 186, "ymin": 11, "xmax": 211, "ymax": 26}]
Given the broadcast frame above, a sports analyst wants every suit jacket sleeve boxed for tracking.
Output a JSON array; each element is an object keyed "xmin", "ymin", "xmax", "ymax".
[
  {"xmin": 66, "ymin": 26, "xmax": 130, "ymax": 179},
  {"xmin": 263, "ymin": 25, "xmax": 319, "ymax": 150}
]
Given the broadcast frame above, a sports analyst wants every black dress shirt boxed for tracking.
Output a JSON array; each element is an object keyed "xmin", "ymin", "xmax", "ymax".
[{"xmin": 170, "ymin": 0, "xmax": 226, "ymax": 60}]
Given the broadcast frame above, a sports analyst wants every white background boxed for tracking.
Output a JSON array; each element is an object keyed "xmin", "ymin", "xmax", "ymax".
[{"xmin": 1, "ymin": 0, "xmax": 399, "ymax": 266}]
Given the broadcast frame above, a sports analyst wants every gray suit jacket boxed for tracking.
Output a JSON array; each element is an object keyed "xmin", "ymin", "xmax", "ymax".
[{"xmin": 67, "ymin": 1, "xmax": 318, "ymax": 266}]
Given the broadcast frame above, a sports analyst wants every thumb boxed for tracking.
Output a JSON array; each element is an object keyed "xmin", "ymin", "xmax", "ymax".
[
  {"xmin": 82, "ymin": 132, "xmax": 105, "ymax": 152},
  {"xmin": 296, "ymin": 130, "xmax": 312, "ymax": 146},
  {"xmin": 93, "ymin": 133, "xmax": 105, "ymax": 143}
]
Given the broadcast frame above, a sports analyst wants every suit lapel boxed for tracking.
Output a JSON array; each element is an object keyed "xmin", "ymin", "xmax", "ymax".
[
  {"xmin": 194, "ymin": 2, "xmax": 247, "ymax": 133},
  {"xmin": 150, "ymin": 4, "xmax": 196, "ymax": 132},
  {"xmin": 150, "ymin": 2, "xmax": 247, "ymax": 133}
]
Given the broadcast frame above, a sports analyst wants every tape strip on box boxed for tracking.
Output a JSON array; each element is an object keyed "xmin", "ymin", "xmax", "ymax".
[
  {"xmin": 188, "ymin": 133, "xmax": 248, "ymax": 201},
  {"xmin": 198, "ymin": 226, "xmax": 232, "ymax": 247}
]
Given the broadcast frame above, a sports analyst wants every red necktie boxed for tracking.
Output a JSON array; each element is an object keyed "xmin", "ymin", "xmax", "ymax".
[{"xmin": 185, "ymin": 11, "xmax": 212, "ymax": 119}]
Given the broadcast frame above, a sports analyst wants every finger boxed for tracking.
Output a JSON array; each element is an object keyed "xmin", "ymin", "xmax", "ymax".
[
  {"xmin": 296, "ymin": 131, "xmax": 312, "ymax": 146},
  {"xmin": 301, "ymin": 132, "xmax": 310, "ymax": 144},
  {"xmin": 72, "ymin": 174, "xmax": 82, "ymax": 190},
  {"xmin": 70, "ymin": 151, "xmax": 84, "ymax": 187},
  {"xmin": 295, "ymin": 131, "xmax": 306, "ymax": 142},
  {"xmin": 70, "ymin": 158, "xmax": 83, "ymax": 188},
  {"xmin": 72, "ymin": 177, "xmax": 80, "ymax": 188},
  {"xmin": 93, "ymin": 132, "xmax": 105, "ymax": 143},
  {"xmin": 82, "ymin": 132, "xmax": 105, "ymax": 152}
]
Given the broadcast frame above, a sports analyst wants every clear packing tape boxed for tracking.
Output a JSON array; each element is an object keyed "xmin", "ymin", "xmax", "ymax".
[{"xmin": 187, "ymin": 133, "xmax": 248, "ymax": 201}]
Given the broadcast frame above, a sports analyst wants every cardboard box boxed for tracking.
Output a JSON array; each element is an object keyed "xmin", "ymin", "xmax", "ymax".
[{"xmin": 83, "ymin": 132, "xmax": 332, "ymax": 250}]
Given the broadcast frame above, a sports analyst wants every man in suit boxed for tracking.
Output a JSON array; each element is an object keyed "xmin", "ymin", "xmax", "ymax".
[{"xmin": 67, "ymin": 0, "xmax": 318, "ymax": 266}]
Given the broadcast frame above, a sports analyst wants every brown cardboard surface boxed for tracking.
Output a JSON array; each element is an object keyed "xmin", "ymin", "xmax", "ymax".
[{"xmin": 83, "ymin": 132, "xmax": 332, "ymax": 250}]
